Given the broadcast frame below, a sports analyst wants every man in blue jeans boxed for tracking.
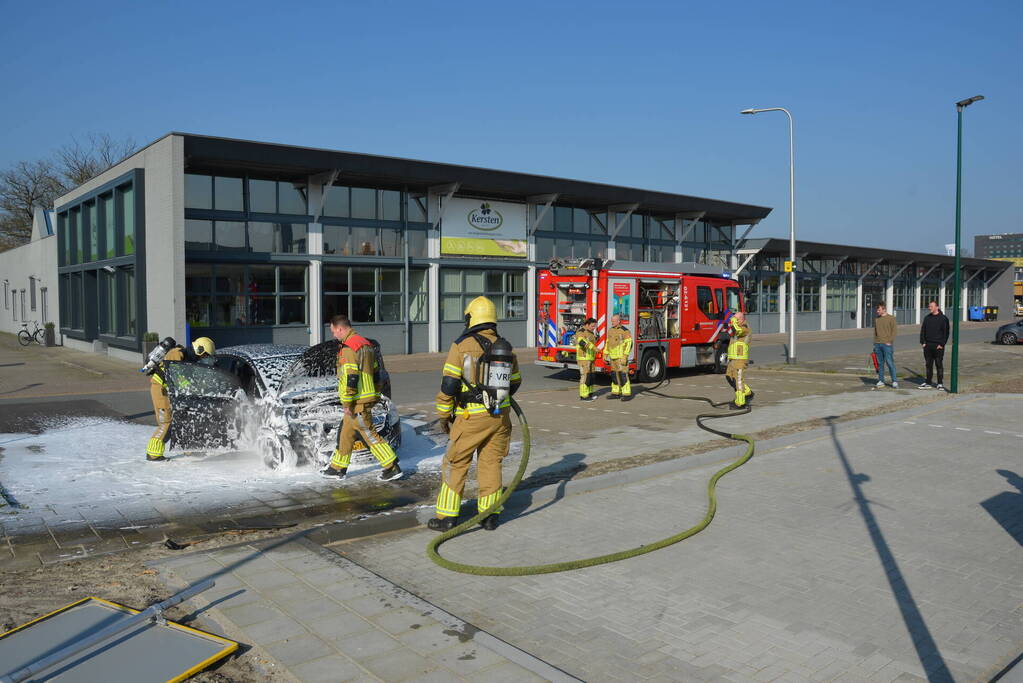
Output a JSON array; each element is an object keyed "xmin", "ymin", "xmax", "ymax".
[{"xmin": 873, "ymin": 303, "xmax": 898, "ymax": 389}]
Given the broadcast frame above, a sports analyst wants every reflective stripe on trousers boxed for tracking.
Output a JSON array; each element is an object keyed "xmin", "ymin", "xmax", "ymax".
[
  {"xmin": 148, "ymin": 383, "xmax": 172, "ymax": 457},
  {"xmin": 331, "ymin": 406, "xmax": 397, "ymax": 469}
]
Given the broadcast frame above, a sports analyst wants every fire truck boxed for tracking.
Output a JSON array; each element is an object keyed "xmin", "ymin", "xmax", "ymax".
[{"xmin": 535, "ymin": 258, "xmax": 745, "ymax": 381}]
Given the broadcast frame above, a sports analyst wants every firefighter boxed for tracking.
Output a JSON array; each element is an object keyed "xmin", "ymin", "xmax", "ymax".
[
  {"xmin": 146, "ymin": 336, "xmax": 215, "ymax": 461},
  {"xmin": 605, "ymin": 314, "xmax": 633, "ymax": 400},
  {"xmin": 576, "ymin": 317, "xmax": 598, "ymax": 401},
  {"xmin": 429, "ymin": 296, "xmax": 522, "ymax": 532},
  {"xmin": 320, "ymin": 315, "xmax": 402, "ymax": 481},
  {"xmin": 725, "ymin": 311, "xmax": 755, "ymax": 409}
]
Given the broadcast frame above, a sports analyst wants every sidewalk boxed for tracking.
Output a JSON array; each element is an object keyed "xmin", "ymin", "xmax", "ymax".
[
  {"xmin": 335, "ymin": 394, "xmax": 1023, "ymax": 682},
  {"xmin": 150, "ymin": 534, "xmax": 573, "ymax": 682}
]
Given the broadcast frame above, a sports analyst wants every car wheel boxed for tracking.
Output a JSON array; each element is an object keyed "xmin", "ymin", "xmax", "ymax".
[
  {"xmin": 1001, "ymin": 331, "xmax": 1018, "ymax": 345},
  {"xmin": 638, "ymin": 350, "xmax": 666, "ymax": 383},
  {"xmin": 258, "ymin": 429, "xmax": 297, "ymax": 470},
  {"xmin": 712, "ymin": 344, "xmax": 728, "ymax": 374}
]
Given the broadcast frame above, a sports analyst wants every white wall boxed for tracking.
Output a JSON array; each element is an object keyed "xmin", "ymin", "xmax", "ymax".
[{"xmin": 0, "ymin": 227, "xmax": 59, "ymax": 337}]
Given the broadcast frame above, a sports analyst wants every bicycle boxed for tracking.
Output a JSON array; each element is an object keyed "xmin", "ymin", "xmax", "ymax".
[{"xmin": 18, "ymin": 320, "xmax": 44, "ymax": 346}]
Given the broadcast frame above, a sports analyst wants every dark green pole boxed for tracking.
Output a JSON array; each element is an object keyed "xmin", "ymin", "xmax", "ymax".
[
  {"xmin": 949, "ymin": 95, "xmax": 984, "ymax": 394},
  {"xmin": 950, "ymin": 107, "xmax": 963, "ymax": 394}
]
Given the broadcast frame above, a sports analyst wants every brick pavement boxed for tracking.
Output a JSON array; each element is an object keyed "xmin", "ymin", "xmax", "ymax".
[
  {"xmin": 150, "ymin": 535, "xmax": 573, "ymax": 682},
  {"xmin": 336, "ymin": 395, "xmax": 1023, "ymax": 682}
]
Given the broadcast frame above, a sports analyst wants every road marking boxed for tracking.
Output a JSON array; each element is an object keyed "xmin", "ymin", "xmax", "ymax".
[
  {"xmin": 928, "ymin": 424, "xmax": 943, "ymax": 428},
  {"xmin": 603, "ymin": 409, "xmax": 614, "ymax": 413},
  {"xmin": 538, "ymin": 428, "xmax": 551, "ymax": 432},
  {"xmin": 620, "ymin": 411, "xmax": 629, "ymax": 415},
  {"xmin": 984, "ymin": 430, "xmax": 1001, "ymax": 435},
  {"xmin": 903, "ymin": 421, "xmax": 916, "ymax": 424},
  {"xmin": 639, "ymin": 414, "xmax": 649, "ymax": 417},
  {"xmin": 558, "ymin": 432, "xmax": 570, "ymax": 436},
  {"xmin": 955, "ymin": 427, "xmax": 970, "ymax": 431}
]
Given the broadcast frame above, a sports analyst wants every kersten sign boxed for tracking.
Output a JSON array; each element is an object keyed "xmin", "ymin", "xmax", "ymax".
[{"xmin": 441, "ymin": 197, "xmax": 527, "ymax": 258}]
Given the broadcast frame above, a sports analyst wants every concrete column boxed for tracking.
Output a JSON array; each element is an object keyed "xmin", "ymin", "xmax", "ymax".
[
  {"xmin": 962, "ymin": 284, "xmax": 969, "ymax": 321},
  {"xmin": 778, "ymin": 277, "xmax": 786, "ymax": 334},
  {"xmin": 920, "ymin": 282, "xmax": 928, "ymax": 325},
  {"xmin": 855, "ymin": 280, "xmax": 864, "ymax": 328},
  {"xmin": 306, "ymin": 179, "xmax": 324, "ymax": 345},
  {"xmin": 607, "ymin": 241, "xmax": 616, "ymax": 261},
  {"xmin": 427, "ymin": 191, "xmax": 442, "ymax": 352},
  {"xmin": 820, "ymin": 276, "xmax": 828, "ymax": 330},
  {"xmin": 526, "ymin": 229, "xmax": 536, "ymax": 349},
  {"xmin": 939, "ymin": 280, "xmax": 946, "ymax": 317},
  {"xmin": 885, "ymin": 278, "xmax": 894, "ymax": 313},
  {"xmin": 982, "ymin": 281, "xmax": 989, "ymax": 307}
]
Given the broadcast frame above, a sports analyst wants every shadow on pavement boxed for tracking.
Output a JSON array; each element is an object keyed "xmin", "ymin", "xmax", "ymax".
[
  {"xmin": 824, "ymin": 416, "xmax": 954, "ymax": 683},
  {"xmin": 503, "ymin": 452, "xmax": 586, "ymax": 523},
  {"xmin": 980, "ymin": 470, "xmax": 1023, "ymax": 547}
]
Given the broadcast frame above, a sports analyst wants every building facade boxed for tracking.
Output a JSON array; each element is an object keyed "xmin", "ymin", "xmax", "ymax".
[{"xmin": 1, "ymin": 133, "xmax": 1013, "ymax": 359}]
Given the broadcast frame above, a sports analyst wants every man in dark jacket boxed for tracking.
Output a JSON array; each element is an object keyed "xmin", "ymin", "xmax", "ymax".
[{"xmin": 919, "ymin": 300, "xmax": 950, "ymax": 390}]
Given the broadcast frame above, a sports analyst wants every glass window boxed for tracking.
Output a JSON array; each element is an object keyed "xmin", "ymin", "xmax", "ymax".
[
  {"xmin": 442, "ymin": 270, "xmax": 462, "ymax": 292},
  {"xmin": 696, "ymin": 286, "xmax": 715, "ymax": 318},
  {"xmin": 379, "ymin": 294, "xmax": 402, "ymax": 322},
  {"xmin": 727, "ymin": 288, "xmax": 741, "ymax": 313},
  {"xmin": 535, "ymin": 204, "xmax": 554, "ymax": 231},
  {"xmin": 380, "ymin": 269, "xmax": 401, "ymax": 291},
  {"xmin": 631, "ymin": 214, "xmax": 645, "ymax": 239},
  {"xmin": 249, "ymin": 179, "xmax": 277, "ymax": 213},
  {"xmin": 380, "ymin": 190, "xmax": 401, "ymax": 221},
  {"xmin": 247, "ymin": 221, "xmax": 274, "ymax": 252},
  {"xmin": 508, "ymin": 271, "xmax": 524, "ymax": 292},
  {"xmin": 215, "ymin": 221, "xmax": 246, "ymax": 251},
  {"xmin": 407, "ymin": 195, "xmax": 427, "ymax": 222},
  {"xmin": 323, "ymin": 294, "xmax": 349, "ymax": 319},
  {"xmin": 464, "ymin": 270, "xmax": 484, "ymax": 292},
  {"xmin": 351, "ymin": 187, "xmax": 376, "ymax": 219},
  {"xmin": 408, "ymin": 229, "xmax": 427, "ymax": 258},
  {"xmin": 121, "ymin": 185, "xmax": 135, "ymax": 255},
  {"xmin": 380, "ymin": 227, "xmax": 402, "ymax": 257},
  {"xmin": 352, "ymin": 268, "xmax": 375, "ymax": 292},
  {"xmin": 442, "ymin": 295, "xmax": 463, "ymax": 321},
  {"xmin": 249, "ymin": 296, "xmax": 276, "ymax": 325},
  {"xmin": 322, "ymin": 185, "xmax": 349, "ymax": 217},
  {"xmin": 279, "ymin": 265, "xmax": 306, "ymax": 292},
  {"xmin": 714, "ymin": 289, "xmax": 724, "ymax": 316},
  {"xmin": 279, "ymin": 182, "xmax": 307, "ymax": 215},
  {"xmin": 506, "ymin": 296, "xmax": 525, "ymax": 319},
  {"xmin": 82, "ymin": 202, "xmax": 94, "ymax": 262},
  {"xmin": 323, "ymin": 266, "xmax": 349, "ymax": 292},
  {"xmin": 279, "ymin": 296, "xmax": 306, "ymax": 324},
  {"xmin": 323, "ymin": 225, "xmax": 348, "ymax": 255},
  {"xmin": 185, "ymin": 263, "xmax": 213, "ymax": 292},
  {"xmin": 124, "ymin": 268, "xmax": 136, "ymax": 336},
  {"xmin": 185, "ymin": 220, "xmax": 213, "ymax": 250},
  {"xmin": 101, "ymin": 270, "xmax": 116, "ymax": 334},
  {"xmin": 102, "ymin": 194, "xmax": 115, "ymax": 259},
  {"xmin": 351, "ymin": 294, "xmax": 375, "ymax": 322},
  {"xmin": 248, "ymin": 264, "xmax": 275, "ymax": 294},
  {"xmin": 275, "ymin": 223, "xmax": 308, "ymax": 253},
  {"xmin": 409, "ymin": 269, "xmax": 428, "ymax": 322},
  {"xmin": 535, "ymin": 237, "xmax": 554, "ymax": 263},
  {"xmin": 554, "ymin": 206, "xmax": 573, "ymax": 233},
  {"xmin": 215, "ymin": 264, "xmax": 246, "ymax": 292},
  {"xmin": 572, "ymin": 208, "xmax": 590, "ymax": 234},
  {"xmin": 187, "ymin": 295, "xmax": 212, "ymax": 327},
  {"xmin": 351, "ymin": 226, "xmax": 378, "ymax": 255},
  {"xmin": 214, "ymin": 176, "xmax": 244, "ymax": 212},
  {"xmin": 486, "ymin": 271, "xmax": 503, "ymax": 291},
  {"xmin": 185, "ymin": 174, "xmax": 212, "ymax": 209}
]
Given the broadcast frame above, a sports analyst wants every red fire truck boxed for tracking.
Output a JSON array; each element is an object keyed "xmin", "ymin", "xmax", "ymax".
[{"xmin": 535, "ymin": 258, "xmax": 745, "ymax": 381}]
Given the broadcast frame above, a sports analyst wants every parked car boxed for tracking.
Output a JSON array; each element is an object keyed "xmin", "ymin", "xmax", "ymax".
[
  {"xmin": 995, "ymin": 319, "xmax": 1023, "ymax": 345},
  {"xmin": 163, "ymin": 340, "xmax": 400, "ymax": 469}
]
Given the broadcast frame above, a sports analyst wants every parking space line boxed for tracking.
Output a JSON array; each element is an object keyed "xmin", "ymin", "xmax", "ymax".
[
  {"xmin": 954, "ymin": 427, "xmax": 970, "ymax": 431},
  {"xmin": 984, "ymin": 430, "xmax": 1002, "ymax": 435}
]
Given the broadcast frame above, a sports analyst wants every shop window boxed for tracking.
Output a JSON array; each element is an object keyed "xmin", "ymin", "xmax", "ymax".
[
  {"xmin": 102, "ymin": 194, "xmax": 116, "ymax": 259},
  {"xmin": 214, "ymin": 176, "xmax": 244, "ymax": 212},
  {"xmin": 248, "ymin": 179, "xmax": 277, "ymax": 213},
  {"xmin": 279, "ymin": 182, "xmax": 308, "ymax": 215},
  {"xmin": 321, "ymin": 265, "xmax": 416, "ymax": 324},
  {"xmin": 188, "ymin": 263, "xmax": 308, "ymax": 327},
  {"xmin": 185, "ymin": 220, "xmax": 213, "ymax": 250},
  {"xmin": 351, "ymin": 187, "xmax": 376, "ymax": 219},
  {"xmin": 120, "ymin": 184, "xmax": 135, "ymax": 255},
  {"xmin": 380, "ymin": 190, "xmax": 401, "ymax": 221},
  {"xmin": 407, "ymin": 195, "xmax": 427, "ymax": 223},
  {"xmin": 322, "ymin": 185, "xmax": 350, "ymax": 217},
  {"xmin": 440, "ymin": 268, "xmax": 526, "ymax": 321},
  {"xmin": 214, "ymin": 221, "xmax": 246, "ymax": 251},
  {"xmin": 408, "ymin": 229, "xmax": 428, "ymax": 258}
]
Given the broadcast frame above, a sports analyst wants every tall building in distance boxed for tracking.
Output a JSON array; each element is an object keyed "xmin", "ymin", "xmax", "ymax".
[{"xmin": 975, "ymin": 233, "xmax": 1023, "ymax": 315}]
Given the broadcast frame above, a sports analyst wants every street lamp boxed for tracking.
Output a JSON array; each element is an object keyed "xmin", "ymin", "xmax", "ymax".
[
  {"xmin": 742, "ymin": 107, "xmax": 796, "ymax": 363},
  {"xmin": 950, "ymin": 94, "xmax": 984, "ymax": 394}
]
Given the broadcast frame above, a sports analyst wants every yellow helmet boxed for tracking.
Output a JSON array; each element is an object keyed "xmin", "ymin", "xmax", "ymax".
[
  {"xmin": 192, "ymin": 336, "xmax": 215, "ymax": 357},
  {"xmin": 464, "ymin": 296, "xmax": 497, "ymax": 327}
]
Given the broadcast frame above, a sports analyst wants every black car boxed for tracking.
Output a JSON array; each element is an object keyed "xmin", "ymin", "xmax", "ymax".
[
  {"xmin": 995, "ymin": 319, "xmax": 1023, "ymax": 345},
  {"xmin": 163, "ymin": 339, "xmax": 400, "ymax": 469}
]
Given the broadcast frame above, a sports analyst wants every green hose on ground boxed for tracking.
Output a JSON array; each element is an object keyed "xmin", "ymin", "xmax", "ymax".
[{"xmin": 426, "ymin": 390, "xmax": 754, "ymax": 576}]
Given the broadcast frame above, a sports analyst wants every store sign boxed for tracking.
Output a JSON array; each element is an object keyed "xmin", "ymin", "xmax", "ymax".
[{"xmin": 441, "ymin": 198, "xmax": 527, "ymax": 258}]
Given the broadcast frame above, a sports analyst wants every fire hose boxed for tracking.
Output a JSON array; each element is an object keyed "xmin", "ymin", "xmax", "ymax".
[{"xmin": 426, "ymin": 394, "xmax": 753, "ymax": 575}]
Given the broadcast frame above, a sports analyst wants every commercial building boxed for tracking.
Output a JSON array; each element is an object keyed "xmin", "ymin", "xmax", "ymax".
[{"xmin": 0, "ymin": 133, "xmax": 1014, "ymax": 359}]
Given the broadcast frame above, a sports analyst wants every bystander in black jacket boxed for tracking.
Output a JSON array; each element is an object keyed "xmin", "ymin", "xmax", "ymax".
[{"xmin": 920, "ymin": 311, "xmax": 950, "ymax": 345}]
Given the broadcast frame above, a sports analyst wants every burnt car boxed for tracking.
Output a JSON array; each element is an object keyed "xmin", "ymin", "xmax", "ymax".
[{"xmin": 163, "ymin": 339, "xmax": 400, "ymax": 469}]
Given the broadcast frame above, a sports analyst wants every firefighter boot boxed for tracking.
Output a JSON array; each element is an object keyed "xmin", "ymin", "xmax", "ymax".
[
  {"xmin": 480, "ymin": 514, "xmax": 499, "ymax": 531},
  {"xmin": 428, "ymin": 516, "xmax": 458, "ymax": 531},
  {"xmin": 729, "ymin": 389, "xmax": 747, "ymax": 410},
  {"xmin": 379, "ymin": 462, "xmax": 403, "ymax": 481},
  {"xmin": 320, "ymin": 465, "xmax": 348, "ymax": 479}
]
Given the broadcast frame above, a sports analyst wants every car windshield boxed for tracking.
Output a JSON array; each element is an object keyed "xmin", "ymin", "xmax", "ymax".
[{"xmin": 278, "ymin": 341, "xmax": 340, "ymax": 405}]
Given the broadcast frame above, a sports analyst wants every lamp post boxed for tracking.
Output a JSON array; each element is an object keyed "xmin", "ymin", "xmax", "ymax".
[
  {"xmin": 950, "ymin": 95, "xmax": 984, "ymax": 394},
  {"xmin": 742, "ymin": 107, "xmax": 796, "ymax": 363}
]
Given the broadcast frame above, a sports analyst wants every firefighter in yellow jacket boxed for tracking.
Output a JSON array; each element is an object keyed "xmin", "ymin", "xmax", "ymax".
[
  {"xmin": 605, "ymin": 314, "xmax": 633, "ymax": 400},
  {"xmin": 321, "ymin": 314, "xmax": 402, "ymax": 481},
  {"xmin": 726, "ymin": 311, "xmax": 755, "ymax": 409},
  {"xmin": 575, "ymin": 317, "xmax": 597, "ymax": 401},
  {"xmin": 146, "ymin": 337, "xmax": 215, "ymax": 461},
  {"xmin": 429, "ymin": 296, "xmax": 522, "ymax": 531}
]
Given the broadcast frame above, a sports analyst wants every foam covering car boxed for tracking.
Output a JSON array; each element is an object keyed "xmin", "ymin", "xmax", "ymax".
[{"xmin": 162, "ymin": 340, "xmax": 400, "ymax": 469}]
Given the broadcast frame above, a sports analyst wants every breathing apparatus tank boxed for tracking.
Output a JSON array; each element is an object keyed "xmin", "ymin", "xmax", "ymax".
[
  {"xmin": 139, "ymin": 337, "xmax": 178, "ymax": 375},
  {"xmin": 462, "ymin": 335, "xmax": 514, "ymax": 416}
]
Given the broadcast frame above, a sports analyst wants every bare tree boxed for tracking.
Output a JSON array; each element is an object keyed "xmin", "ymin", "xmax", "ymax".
[
  {"xmin": 57, "ymin": 133, "xmax": 138, "ymax": 188},
  {"xmin": 0, "ymin": 134, "xmax": 138, "ymax": 251}
]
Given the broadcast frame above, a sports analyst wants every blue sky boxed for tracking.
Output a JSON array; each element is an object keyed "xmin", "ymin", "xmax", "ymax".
[{"xmin": 1, "ymin": 1, "xmax": 1018, "ymax": 253}]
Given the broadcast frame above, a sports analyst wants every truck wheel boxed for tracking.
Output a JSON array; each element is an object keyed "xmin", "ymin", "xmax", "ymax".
[
  {"xmin": 639, "ymin": 350, "xmax": 666, "ymax": 383},
  {"xmin": 713, "ymin": 344, "xmax": 728, "ymax": 374}
]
